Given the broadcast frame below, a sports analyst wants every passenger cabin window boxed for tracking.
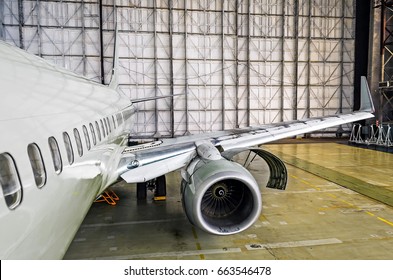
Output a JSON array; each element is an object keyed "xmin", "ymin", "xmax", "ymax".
[
  {"xmin": 89, "ymin": 123, "xmax": 97, "ymax": 145},
  {"xmin": 0, "ymin": 153, "xmax": 22, "ymax": 210},
  {"xmin": 82, "ymin": 125, "xmax": 91, "ymax": 151},
  {"xmin": 95, "ymin": 121, "xmax": 101, "ymax": 141},
  {"xmin": 112, "ymin": 115, "xmax": 116, "ymax": 129},
  {"xmin": 100, "ymin": 119, "xmax": 106, "ymax": 138},
  {"xmin": 106, "ymin": 117, "xmax": 112, "ymax": 133},
  {"xmin": 27, "ymin": 143, "xmax": 46, "ymax": 188},
  {"xmin": 73, "ymin": 128, "xmax": 83, "ymax": 157},
  {"xmin": 48, "ymin": 137, "xmax": 62, "ymax": 174},
  {"xmin": 103, "ymin": 118, "xmax": 109, "ymax": 135},
  {"xmin": 63, "ymin": 132, "xmax": 74, "ymax": 165}
]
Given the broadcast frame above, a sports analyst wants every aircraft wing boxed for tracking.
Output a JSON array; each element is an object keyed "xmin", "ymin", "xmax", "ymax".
[{"xmin": 119, "ymin": 77, "xmax": 374, "ymax": 183}]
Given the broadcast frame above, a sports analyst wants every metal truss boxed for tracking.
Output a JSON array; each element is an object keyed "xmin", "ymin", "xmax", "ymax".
[
  {"xmin": 1, "ymin": 0, "xmax": 357, "ymax": 138},
  {"xmin": 380, "ymin": 0, "xmax": 393, "ymax": 81},
  {"xmin": 1, "ymin": 0, "xmax": 105, "ymax": 81},
  {"xmin": 377, "ymin": 0, "xmax": 393, "ymax": 122}
]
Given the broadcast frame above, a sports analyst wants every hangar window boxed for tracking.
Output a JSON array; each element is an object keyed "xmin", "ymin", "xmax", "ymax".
[
  {"xmin": 112, "ymin": 115, "xmax": 117, "ymax": 129},
  {"xmin": 0, "ymin": 153, "xmax": 22, "ymax": 210},
  {"xmin": 48, "ymin": 137, "xmax": 62, "ymax": 174},
  {"xmin": 73, "ymin": 128, "xmax": 83, "ymax": 157},
  {"xmin": 103, "ymin": 118, "xmax": 109, "ymax": 135},
  {"xmin": 106, "ymin": 117, "xmax": 112, "ymax": 133},
  {"xmin": 95, "ymin": 121, "xmax": 101, "ymax": 141},
  {"xmin": 27, "ymin": 143, "xmax": 46, "ymax": 188},
  {"xmin": 63, "ymin": 132, "xmax": 74, "ymax": 165},
  {"xmin": 89, "ymin": 123, "xmax": 97, "ymax": 146},
  {"xmin": 82, "ymin": 125, "xmax": 91, "ymax": 151}
]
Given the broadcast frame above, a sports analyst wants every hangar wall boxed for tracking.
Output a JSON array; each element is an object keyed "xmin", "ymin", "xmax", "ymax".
[{"xmin": 1, "ymin": 0, "xmax": 356, "ymax": 138}]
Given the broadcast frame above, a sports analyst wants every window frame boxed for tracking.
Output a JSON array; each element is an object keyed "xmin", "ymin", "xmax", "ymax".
[
  {"xmin": 103, "ymin": 118, "xmax": 109, "ymax": 135},
  {"xmin": 112, "ymin": 115, "xmax": 117, "ymax": 129},
  {"xmin": 106, "ymin": 117, "xmax": 112, "ymax": 133},
  {"xmin": 0, "ymin": 153, "xmax": 23, "ymax": 210},
  {"xmin": 95, "ymin": 121, "xmax": 101, "ymax": 141},
  {"xmin": 73, "ymin": 128, "xmax": 84, "ymax": 157},
  {"xmin": 48, "ymin": 136, "xmax": 63, "ymax": 174},
  {"xmin": 63, "ymin": 132, "xmax": 74, "ymax": 165},
  {"xmin": 27, "ymin": 143, "xmax": 47, "ymax": 189},
  {"xmin": 100, "ymin": 119, "xmax": 106, "ymax": 138},
  {"xmin": 82, "ymin": 125, "xmax": 91, "ymax": 151},
  {"xmin": 89, "ymin": 123, "xmax": 97, "ymax": 145}
]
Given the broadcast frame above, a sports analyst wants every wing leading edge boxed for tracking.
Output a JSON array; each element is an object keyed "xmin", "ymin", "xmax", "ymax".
[{"xmin": 120, "ymin": 77, "xmax": 374, "ymax": 183}]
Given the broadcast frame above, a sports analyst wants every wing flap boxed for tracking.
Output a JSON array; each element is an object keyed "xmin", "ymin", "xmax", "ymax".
[
  {"xmin": 217, "ymin": 111, "xmax": 374, "ymax": 150},
  {"xmin": 120, "ymin": 150, "xmax": 195, "ymax": 183},
  {"xmin": 119, "ymin": 143, "xmax": 196, "ymax": 183}
]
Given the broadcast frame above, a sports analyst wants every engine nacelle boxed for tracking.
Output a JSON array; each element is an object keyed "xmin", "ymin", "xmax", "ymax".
[{"xmin": 181, "ymin": 158, "xmax": 262, "ymax": 235}]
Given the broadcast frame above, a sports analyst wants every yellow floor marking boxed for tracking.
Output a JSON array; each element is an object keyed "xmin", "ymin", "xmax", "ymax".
[
  {"xmin": 377, "ymin": 217, "xmax": 393, "ymax": 227},
  {"xmin": 290, "ymin": 174, "xmax": 318, "ymax": 190},
  {"xmin": 339, "ymin": 199, "xmax": 355, "ymax": 208},
  {"xmin": 366, "ymin": 211, "xmax": 375, "ymax": 217},
  {"xmin": 328, "ymin": 193, "xmax": 337, "ymax": 199}
]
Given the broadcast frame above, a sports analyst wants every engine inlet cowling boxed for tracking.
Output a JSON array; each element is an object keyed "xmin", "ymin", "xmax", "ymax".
[{"xmin": 181, "ymin": 158, "xmax": 262, "ymax": 235}]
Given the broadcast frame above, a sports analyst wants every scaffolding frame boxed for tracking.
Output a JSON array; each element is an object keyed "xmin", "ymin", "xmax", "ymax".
[
  {"xmin": 374, "ymin": 0, "xmax": 393, "ymax": 122},
  {"xmin": 1, "ymin": 0, "xmax": 357, "ymax": 138}
]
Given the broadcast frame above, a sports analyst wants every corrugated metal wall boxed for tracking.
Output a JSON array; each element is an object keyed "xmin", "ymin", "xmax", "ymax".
[{"xmin": 1, "ymin": 0, "xmax": 356, "ymax": 138}]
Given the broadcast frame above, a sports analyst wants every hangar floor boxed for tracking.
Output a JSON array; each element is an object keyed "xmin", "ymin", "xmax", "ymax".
[{"xmin": 64, "ymin": 140, "xmax": 393, "ymax": 260}]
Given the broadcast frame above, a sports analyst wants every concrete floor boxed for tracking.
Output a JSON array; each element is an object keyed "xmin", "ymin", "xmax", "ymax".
[{"xmin": 64, "ymin": 140, "xmax": 393, "ymax": 260}]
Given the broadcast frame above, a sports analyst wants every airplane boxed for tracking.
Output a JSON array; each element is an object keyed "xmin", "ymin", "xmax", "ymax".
[{"xmin": 0, "ymin": 39, "xmax": 375, "ymax": 259}]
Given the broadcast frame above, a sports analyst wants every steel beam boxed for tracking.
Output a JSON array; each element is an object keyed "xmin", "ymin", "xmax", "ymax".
[
  {"xmin": 99, "ymin": 0, "xmax": 105, "ymax": 84},
  {"xmin": 36, "ymin": 0, "xmax": 42, "ymax": 57},
  {"xmin": 0, "ymin": 0, "xmax": 4, "ymax": 40},
  {"xmin": 153, "ymin": 0, "xmax": 159, "ymax": 136},
  {"xmin": 169, "ymin": 0, "xmax": 175, "ymax": 137},
  {"xmin": 293, "ymin": 0, "xmax": 299, "ymax": 120},
  {"xmin": 339, "ymin": 0, "xmax": 345, "ymax": 114},
  {"xmin": 17, "ymin": 0, "xmax": 24, "ymax": 49},
  {"xmin": 81, "ymin": 0, "xmax": 86, "ymax": 76},
  {"xmin": 369, "ymin": 0, "xmax": 382, "ymax": 122},
  {"xmin": 221, "ymin": 0, "xmax": 225, "ymax": 130},
  {"xmin": 247, "ymin": 0, "xmax": 251, "ymax": 127},
  {"xmin": 280, "ymin": 0, "xmax": 285, "ymax": 122},
  {"xmin": 235, "ymin": 0, "xmax": 239, "ymax": 128},
  {"xmin": 307, "ymin": 0, "xmax": 312, "ymax": 118},
  {"xmin": 184, "ymin": 0, "xmax": 189, "ymax": 134}
]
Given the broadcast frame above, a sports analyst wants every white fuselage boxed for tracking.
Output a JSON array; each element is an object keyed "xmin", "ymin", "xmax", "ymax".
[{"xmin": 0, "ymin": 41, "xmax": 133, "ymax": 259}]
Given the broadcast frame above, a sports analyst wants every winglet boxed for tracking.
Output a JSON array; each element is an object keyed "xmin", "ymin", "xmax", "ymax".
[{"xmin": 358, "ymin": 76, "xmax": 375, "ymax": 113}]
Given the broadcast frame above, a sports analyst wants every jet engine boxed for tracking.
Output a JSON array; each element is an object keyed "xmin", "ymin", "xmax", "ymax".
[{"xmin": 181, "ymin": 157, "xmax": 262, "ymax": 235}]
